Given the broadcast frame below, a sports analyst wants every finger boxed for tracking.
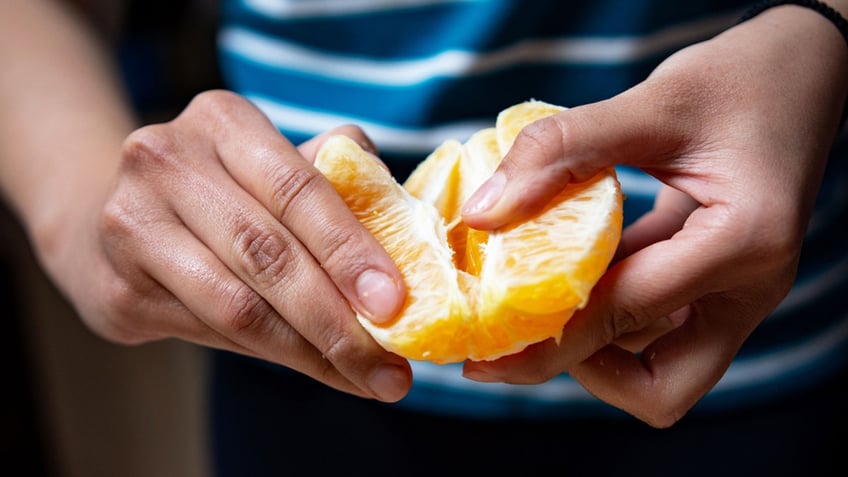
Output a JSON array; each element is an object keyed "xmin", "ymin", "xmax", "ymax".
[
  {"xmin": 569, "ymin": 293, "xmax": 758, "ymax": 428},
  {"xmin": 606, "ymin": 186, "xmax": 699, "ymax": 350},
  {"xmin": 463, "ymin": 205, "xmax": 738, "ymax": 382},
  {"xmin": 614, "ymin": 185, "xmax": 700, "ymax": 262},
  {"xmin": 462, "ymin": 91, "xmax": 679, "ymax": 230},
  {"xmin": 122, "ymin": 119, "xmax": 412, "ymax": 402},
  {"xmin": 140, "ymin": 217, "xmax": 373, "ymax": 398},
  {"xmin": 184, "ymin": 91, "xmax": 405, "ymax": 323},
  {"xmin": 611, "ymin": 305, "xmax": 689, "ymax": 353},
  {"xmin": 99, "ymin": 173, "xmax": 371, "ymax": 397},
  {"xmin": 178, "ymin": 159, "xmax": 411, "ymax": 402}
]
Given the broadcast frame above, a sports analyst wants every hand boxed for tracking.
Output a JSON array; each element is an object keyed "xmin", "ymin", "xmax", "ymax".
[
  {"xmin": 49, "ymin": 90, "xmax": 411, "ymax": 402},
  {"xmin": 461, "ymin": 7, "xmax": 848, "ymax": 426}
]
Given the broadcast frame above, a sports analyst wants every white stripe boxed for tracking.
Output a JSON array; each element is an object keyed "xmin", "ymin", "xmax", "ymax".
[
  {"xmin": 806, "ymin": 175, "xmax": 848, "ymax": 236},
  {"xmin": 244, "ymin": 0, "xmax": 481, "ymax": 18},
  {"xmin": 252, "ymin": 94, "xmax": 665, "ymax": 197},
  {"xmin": 220, "ymin": 12, "xmax": 738, "ymax": 86},
  {"xmin": 249, "ymin": 95, "xmax": 489, "ymax": 153},
  {"xmin": 713, "ymin": 313, "xmax": 848, "ymax": 393},
  {"xmin": 409, "ymin": 312, "xmax": 848, "ymax": 404},
  {"xmin": 771, "ymin": 254, "xmax": 848, "ymax": 319}
]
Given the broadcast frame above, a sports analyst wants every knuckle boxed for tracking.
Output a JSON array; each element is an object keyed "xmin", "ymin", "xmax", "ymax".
[
  {"xmin": 512, "ymin": 117, "xmax": 566, "ymax": 164},
  {"xmin": 98, "ymin": 190, "xmax": 162, "ymax": 267},
  {"xmin": 546, "ymin": 115, "xmax": 597, "ymax": 180},
  {"xmin": 318, "ymin": 227, "xmax": 367, "ymax": 275},
  {"xmin": 632, "ymin": 373, "xmax": 697, "ymax": 428},
  {"xmin": 121, "ymin": 124, "xmax": 180, "ymax": 172},
  {"xmin": 267, "ymin": 164, "xmax": 323, "ymax": 221},
  {"xmin": 641, "ymin": 407, "xmax": 686, "ymax": 429},
  {"xmin": 95, "ymin": 322, "xmax": 144, "ymax": 346},
  {"xmin": 233, "ymin": 218, "xmax": 298, "ymax": 286},
  {"xmin": 218, "ymin": 283, "xmax": 276, "ymax": 334},
  {"xmin": 315, "ymin": 355, "xmax": 342, "ymax": 385},
  {"xmin": 183, "ymin": 90, "xmax": 261, "ymax": 133},
  {"xmin": 99, "ymin": 193, "xmax": 138, "ymax": 241},
  {"xmin": 96, "ymin": 279, "xmax": 156, "ymax": 345},
  {"xmin": 317, "ymin": 319, "xmax": 359, "ymax": 366},
  {"xmin": 639, "ymin": 397, "xmax": 690, "ymax": 429},
  {"xmin": 720, "ymin": 204, "xmax": 802, "ymax": 290},
  {"xmin": 187, "ymin": 89, "xmax": 246, "ymax": 120},
  {"xmin": 509, "ymin": 115, "xmax": 596, "ymax": 181},
  {"xmin": 603, "ymin": 307, "xmax": 647, "ymax": 342},
  {"xmin": 756, "ymin": 225, "xmax": 801, "ymax": 272},
  {"xmin": 314, "ymin": 302, "xmax": 376, "ymax": 364}
]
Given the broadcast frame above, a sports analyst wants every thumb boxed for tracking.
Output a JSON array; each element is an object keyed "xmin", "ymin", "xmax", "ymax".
[{"xmin": 461, "ymin": 94, "xmax": 668, "ymax": 230}]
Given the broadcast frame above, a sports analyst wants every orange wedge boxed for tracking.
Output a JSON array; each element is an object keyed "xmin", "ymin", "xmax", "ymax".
[{"xmin": 314, "ymin": 100, "xmax": 623, "ymax": 363}]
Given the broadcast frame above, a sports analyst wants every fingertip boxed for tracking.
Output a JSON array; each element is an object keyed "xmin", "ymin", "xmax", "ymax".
[
  {"xmin": 298, "ymin": 125, "xmax": 379, "ymax": 163},
  {"xmin": 462, "ymin": 171, "xmax": 506, "ymax": 216},
  {"xmin": 354, "ymin": 269, "xmax": 406, "ymax": 323},
  {"xmin": 368, "ymin": 363, "xmax": 412, "ymax": 402},
  {"xmin": 460, "ymin": 172, "xmax": 510, "ymax": 229}
]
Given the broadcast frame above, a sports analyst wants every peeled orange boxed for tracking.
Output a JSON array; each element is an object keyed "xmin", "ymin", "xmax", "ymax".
[{"xmin": 314, "ymin": 100, "xmax": 623, "ymax": 364}]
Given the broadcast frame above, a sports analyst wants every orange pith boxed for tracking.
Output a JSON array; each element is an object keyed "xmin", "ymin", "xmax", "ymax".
[{"xmin": 314, "ymin": 100, "xmax": 623, "ymax": 364}]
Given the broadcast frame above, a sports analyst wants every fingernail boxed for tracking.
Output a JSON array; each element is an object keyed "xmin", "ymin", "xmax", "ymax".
[
  {"xmin": 357, "ymin": 137, "xmax": 379, "ymax": 156},
  {"xmin": 369, "ymin": 364, "xmax": 410, "ymax": 402},
  {"xmin": 463, "ymin": 366, "xmax": 497, "ymax": 382},
  {"xmin": 462, "ymin": 172, "xmax": 506, "ymax": 216},
  {"xmin": 355, "ymin": 269, "xmax": 402, "ymax": 323}
]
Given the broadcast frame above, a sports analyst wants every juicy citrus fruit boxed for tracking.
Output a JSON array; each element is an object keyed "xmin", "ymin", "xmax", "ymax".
[{"xmin": 314, "ymin": 100, "xmax": 623, "ymax": 364}]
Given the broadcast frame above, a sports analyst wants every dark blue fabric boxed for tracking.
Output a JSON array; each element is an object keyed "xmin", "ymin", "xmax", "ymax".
[
  {"xmin": 210, "ymin": 350, "xmax": 848, "ymax": 477},
  {"xmin": 212, "ymin": 0, "xmax": 848, "ymax": 420}
]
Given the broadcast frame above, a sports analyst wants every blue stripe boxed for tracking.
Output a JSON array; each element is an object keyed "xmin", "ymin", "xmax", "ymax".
[
  {"xmin": 697, "ymin": 317, "xmax": 848, "ymax": 413},
  {"xmin": 743, "ymin": 278, "xmax": 848, "ymax": 355},
  {"xmin": 220, "ymin": 51, "xmax": 658, "ymax": 128},
  {"xmin": 225, "ymin": 0, "xmax": 752, "ymax": 59}
]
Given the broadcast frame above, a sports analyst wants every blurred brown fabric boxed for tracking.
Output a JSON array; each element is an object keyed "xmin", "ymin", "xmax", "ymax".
[
  {"xmin": 2, "ymin": 198, "xmax": 211, "ymax": 477},
  {"xmin": 0, "ymin": 0, "xmax": 223, "ymax": 475}
]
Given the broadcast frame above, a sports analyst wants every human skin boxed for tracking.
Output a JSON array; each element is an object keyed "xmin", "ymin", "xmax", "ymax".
[
  {"xmin": 461, "ymin": 3, "xmax": 848, "ymax": 427},
  {"xmin": 3, "ymin": 0, "xmax": 847, "ymax": 425},
  {"xmin": 0, "ymin": 0, "xmax": 411, "ymax": 403}
]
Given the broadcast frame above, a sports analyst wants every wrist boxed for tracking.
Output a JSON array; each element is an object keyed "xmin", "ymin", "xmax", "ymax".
[{"xmin": 733, "ymin": 1, "xmax": 848, "ymax": 129}]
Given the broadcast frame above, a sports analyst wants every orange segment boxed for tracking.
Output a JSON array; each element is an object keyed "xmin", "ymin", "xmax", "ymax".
[
  {"xmin": 314, "ymin": 100, "xmax": 623, "ymax": 364},
  {"xmin": 403, "ymin": 139, "xmax": 463, "ymax": 222},
  {"xmin": 315, "ymin": 135, "xmax": 474, "ymax": 363},
  {"xmin": 454, "ymin": 128, "xmax": 500, "ymax": 275},
  {"xmin": 496, "ymin": 99, "xmax": 566, "ymax": 153},
  {"xmin": 484, "ymin": 99, "xmax": 621, "ymax": 317},
  {"xmin": 480, "ymin": 173, "xmax": 623, "ymax": 316}
]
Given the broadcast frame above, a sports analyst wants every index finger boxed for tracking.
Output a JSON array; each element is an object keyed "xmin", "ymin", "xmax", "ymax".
[
  {"xmin": 567, "ymin": 290, "xmax": 758, "ymax": 427},
  {"xmin": 462, "ymin": 93, "xmax": 674, "ymax": 230},
  {"xmin": 192, "ymin": 91, "xmax": 406, "ymax": 324}
]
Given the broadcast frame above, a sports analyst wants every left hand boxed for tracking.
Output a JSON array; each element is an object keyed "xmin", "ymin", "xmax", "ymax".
[{"xmin": 460, "ymin": 5, "xmax": 848, "ymax": 427}]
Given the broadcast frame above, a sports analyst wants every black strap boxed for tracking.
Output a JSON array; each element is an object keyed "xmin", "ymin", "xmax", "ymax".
[{"xmin": 739, "ymin": 0, "xmax": 848, "ymax": 47}]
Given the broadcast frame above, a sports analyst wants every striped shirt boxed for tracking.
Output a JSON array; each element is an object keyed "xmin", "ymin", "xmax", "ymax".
[{"xmin": 218, "ymin": 0, "xmax": 848, "ymax": 419}]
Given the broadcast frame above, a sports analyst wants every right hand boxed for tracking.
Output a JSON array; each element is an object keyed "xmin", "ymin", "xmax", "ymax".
[
  {"xmin": 460, "ymin": 6, "xmax": 847, "ymax": 426},
  {"xmin": 53, "ymin": 90, "xmax": 412, "ymax": 402}
]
